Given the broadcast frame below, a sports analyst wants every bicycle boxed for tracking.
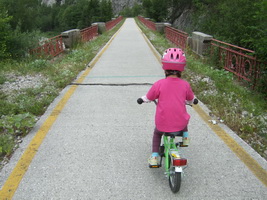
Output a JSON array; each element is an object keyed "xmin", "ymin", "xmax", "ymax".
[{"xmin": 137, "ymin": 98, "xmax": 198, "ymax": 193}]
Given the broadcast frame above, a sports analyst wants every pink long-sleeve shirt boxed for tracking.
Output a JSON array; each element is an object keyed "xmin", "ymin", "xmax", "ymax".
[{"xmin": 146, "ymin": 77, "xmax": 194, "ymax": 132}]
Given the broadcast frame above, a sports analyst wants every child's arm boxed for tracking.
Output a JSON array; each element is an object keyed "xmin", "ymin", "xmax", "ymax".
[
  {"xmin": 138, "ymin": 82, "xmax": 159, "ymax": 104},
  {"xmin": 137, "ymin": 95, "xmax": 152, "ymax": 104},
  {"xmin": 185, "ymin": 83, "xmax": 195, "ymax": 105},
  {"xmin": 185, "ymin": 98, "xmax": 194, "ymax": 105},
  {"xmin": 141, "ymin": 95, "xmax": 151, "ymax": 103}
]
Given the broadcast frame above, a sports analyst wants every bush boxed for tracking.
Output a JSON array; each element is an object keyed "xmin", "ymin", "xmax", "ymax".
[
  {"xmin": 0, "ymin": 113, "xmax": 36, "ymax": 137},
  {"xmin": 0, "ymin": 134, "xmax": 14, "ymax": 157}
]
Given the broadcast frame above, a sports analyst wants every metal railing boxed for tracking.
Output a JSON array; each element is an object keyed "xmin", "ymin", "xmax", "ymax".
[
  {"xmin": 165, "ymin": 26, "xmax": 188, "ymax": 51},
  {"xmin": 138, "ymin": 16, "xmax": 156, "ymax": 31},
  {"xmin": 137, "ymin": 16, "xmax": 264, "ymax": 89},
  {"xmin": 106, "ymin": 16, "xmax": 123, "ymax": 31},
  {"xmin": 81, "ymin": 25, "xmax": 98, "ymax": 42},
  {"xmin": 211, "ymin": 39, "xmax": 262, "ymax": 88},
  {"xmin": 30, "ymin": 35, "xmax": 64, "ymax": 58}
]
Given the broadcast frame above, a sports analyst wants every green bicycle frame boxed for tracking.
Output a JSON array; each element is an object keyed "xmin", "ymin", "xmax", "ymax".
[{"xmin": 163, "ymin": 135, "xmax": 179, "ymax": 175}]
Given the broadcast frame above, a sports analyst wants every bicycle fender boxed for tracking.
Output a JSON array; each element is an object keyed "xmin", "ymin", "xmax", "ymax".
[{"xmin": 175, "ymin": 167, "xmax": 183, "ymax": 172}]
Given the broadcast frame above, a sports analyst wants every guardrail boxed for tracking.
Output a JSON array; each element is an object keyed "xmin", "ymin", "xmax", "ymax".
[
  {"xmin": 165, "ymin": 26, "xmax": 188, "ymax": 51},
  {"xmin": 211, "ymin": 39, "xmax": 262, "ymax": 88},
  {"xmin": 138, "ymin": 16, "xmax": 156, "ymax": 31},
  {"xmin": 30, "ymin": 17, "xmax": 123, "ymax": 58},
  {"xmin": 137, "ymin": 16, "xmax": 264, "ymax": 89},
  {"xmin": 106, "ymin": 16, "xmax": 123, "ymax": 31},
  {"xmin": 81, "ymin": 25, "xmax": 98, "ymax": 42},
  {"xmin": 30, "ymin": 35, "xmax": 64, "ymax": 58}
]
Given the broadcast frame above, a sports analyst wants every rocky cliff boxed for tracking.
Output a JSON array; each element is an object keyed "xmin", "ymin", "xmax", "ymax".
[
  {"xmin": 42, "ymin": 0, "xmax": 56, "ymax": 6},
  {"xmin": 42, "ymin": 0, "xmax": 140, "ymax": 15},
  {"xmin": 112, "ymin": 0, "xmax": 141, "ymax": 15}
]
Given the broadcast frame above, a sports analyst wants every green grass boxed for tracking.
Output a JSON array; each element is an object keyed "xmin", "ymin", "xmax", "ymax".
[
  {"xmin": 0, "ymin": 20, "xmax": 125, "ymax": 163},
  {"xmin": 135, "ymin": 18, "xmax": 267, "ymax": 159}
]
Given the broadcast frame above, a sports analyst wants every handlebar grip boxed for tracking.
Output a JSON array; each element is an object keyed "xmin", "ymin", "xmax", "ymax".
[
  {"xmin": 193, "ymin": 99, "xmax": 198, "ymax": 105},
  {"xmin": 137, "ymin": 98, "xmax": 144, "ymax": 104}
]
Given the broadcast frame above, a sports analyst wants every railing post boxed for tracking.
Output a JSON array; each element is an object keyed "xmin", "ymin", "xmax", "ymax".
[
  {"xmin": 92, "ymin": 22, "xmax": 106, "ymax": 34},
  {"xmin": 192, "ymin": 32, "xmax": 213, "ymax": 56},
  {"xmin": 61, "ymin": 29, "xmax": 81, "ymax": 49},
  {"xmin": 155, "ymin": 23, "xmax": 171, "ymax": 33}
]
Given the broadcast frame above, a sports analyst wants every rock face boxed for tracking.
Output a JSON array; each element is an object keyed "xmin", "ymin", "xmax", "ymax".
[
  {"xmin": 111, "ymin": 0, "xmax": 141, "ymax": 15},
  {"xmin": 42, "ymin": 0, "xmax": 140, "ymax": 15},
  {"xmin": 172, "ymin": 9, "xmax": 194, "ymax": 32},
  {"xmin": 42, "ymin": 0, "xmax": 56, "ymax": 6}
]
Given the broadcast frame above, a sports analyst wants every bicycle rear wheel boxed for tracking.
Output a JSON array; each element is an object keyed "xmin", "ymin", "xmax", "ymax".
[{"xmin": 169, "ymin": 167, "xmax": 181, "ymax": 193}]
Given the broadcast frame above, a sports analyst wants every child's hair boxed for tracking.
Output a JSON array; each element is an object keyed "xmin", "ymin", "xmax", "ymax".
[{"xmin": 165, "ymin": 70, "xmax": 181, "ymax": 78}]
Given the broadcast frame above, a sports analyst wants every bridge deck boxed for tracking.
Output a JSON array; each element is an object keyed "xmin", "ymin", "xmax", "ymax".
[{"xmin": 1, "ymin": 18, "xmax": 266, "ymax": 200}]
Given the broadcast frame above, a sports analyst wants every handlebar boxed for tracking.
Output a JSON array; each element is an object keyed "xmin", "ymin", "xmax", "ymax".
[
  {"xmin": 137, "ymin": 98, "xmax": 144, "ymax": 104},
  {"xmin": 137, "ymin": 98, "xmax": 198, "ymax": 106}
]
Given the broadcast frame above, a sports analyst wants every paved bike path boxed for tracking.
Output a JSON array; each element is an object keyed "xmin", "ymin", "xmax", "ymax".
[{"xmin": 1, "ymin": 18, "xmax": 267, "ymax": 199}]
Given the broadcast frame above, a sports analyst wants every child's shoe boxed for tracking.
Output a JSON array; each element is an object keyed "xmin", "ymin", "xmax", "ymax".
[{"xmin": 148, "ymin": 156, "xmax": 158, "ymax": 166}]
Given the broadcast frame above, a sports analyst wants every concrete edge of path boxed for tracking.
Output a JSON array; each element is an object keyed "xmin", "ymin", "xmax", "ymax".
[{"xmin": 0, "ymin": 21, "xmax": 126, "ymax": 199}]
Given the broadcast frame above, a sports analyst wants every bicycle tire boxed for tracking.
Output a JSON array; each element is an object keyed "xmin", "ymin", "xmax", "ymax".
[{"xmin": 169, "ymin": 168, "xmax": 181, "ymax": 193}]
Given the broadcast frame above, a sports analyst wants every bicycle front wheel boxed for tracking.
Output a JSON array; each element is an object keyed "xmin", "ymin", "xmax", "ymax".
[{"xmin": 169, "ymin": 167, "xmax": 181, "ymax": 193}]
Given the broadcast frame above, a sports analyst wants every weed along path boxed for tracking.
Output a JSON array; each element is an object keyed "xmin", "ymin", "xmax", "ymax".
[{"xmin": 0, "ymin": 18, "xmax": 267, "ymax": 199}]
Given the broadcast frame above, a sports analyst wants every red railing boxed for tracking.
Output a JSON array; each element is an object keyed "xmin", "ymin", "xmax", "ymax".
[
  {"xmin": 138, "ymin": 16, "xmax": 156, "ymax": 31},
  {"xmin": 106, "ymin": 16, "xmax": 123, "ymax": 31},
  {"xmin": 81, "ymin": 25, "xmax": 98, "ymax": 42},
  {"xmin": 30, "ymin": 35, "xmax": 64, "ymax": 58},
  {"xmin": 211, "ymin": 39, "xmax": 262, "ymax": 88},
  {"xmin": 165, "ymin": 26, "xmax": 188, "ymax": 51}
]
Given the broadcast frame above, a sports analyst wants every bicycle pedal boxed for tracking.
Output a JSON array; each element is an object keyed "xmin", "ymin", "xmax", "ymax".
[
  {"xmin": 176, "ymin": 142, "xmax": 188, "ymax": 147},
  {"xmin": 149, "ymin": 164, "xmax": 160, "ymax": 168}
]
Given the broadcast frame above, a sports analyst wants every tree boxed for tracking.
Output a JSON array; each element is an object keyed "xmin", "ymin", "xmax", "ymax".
[
  {"xmin": 99, "ymin": 0, "xmax": 113, "ymax": 22},
  {"xmin": 142, "ymin": 0, "xmax": 153, "ymax": 18},
  {"xmin": 0, "ymin": 4, "xmax": 12, "ymax": 59},
  {"xmin": 2, "ymin": 0, "xmax": 40, "ymax": 32},
  {"xmin": 142, "ymin": 0, "xmax": 168, "ymax": 22},
  {"xmin": 88, "ymin": 0, "xmax": 100, "ymax": 23}
]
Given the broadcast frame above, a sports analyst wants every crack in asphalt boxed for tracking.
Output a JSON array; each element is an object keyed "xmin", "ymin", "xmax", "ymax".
[{"xmin": 70, "ymin": 83, "xmax": 153, "ymax": 86}]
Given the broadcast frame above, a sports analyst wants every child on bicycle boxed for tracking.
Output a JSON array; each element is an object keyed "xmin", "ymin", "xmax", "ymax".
[{"xmin": 137, "ymin": 48, "xmax": 195, "ymax": 166}]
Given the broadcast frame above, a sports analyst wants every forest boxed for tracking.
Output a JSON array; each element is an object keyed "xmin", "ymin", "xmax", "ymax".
[
  {"xmin": 0, "ymin": 0, "xmax": 113, "ymax": 60},
  {"xmin": 140, "ymin": 0, "xmax": 267, "ymax": 61},
  {"xmin": 0, "ymin": 0, "xmax": 266, "ymax": 68}
]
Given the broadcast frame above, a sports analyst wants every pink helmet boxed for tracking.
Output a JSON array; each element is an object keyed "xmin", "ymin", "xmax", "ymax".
[{"xmin": 161, "ymin": 48, "xmax": 186, "ymax": 71}]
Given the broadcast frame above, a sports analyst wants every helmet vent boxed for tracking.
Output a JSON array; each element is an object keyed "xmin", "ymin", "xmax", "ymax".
[
  {"xmin": 176, "ymin": 54, "xmax": 179, "ymax": 59},
  {"xmin": 171, "ymin": 53, "xmax": 174, "ymax": 59}
]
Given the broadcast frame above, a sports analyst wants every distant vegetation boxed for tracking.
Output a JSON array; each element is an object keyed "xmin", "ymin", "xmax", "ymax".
[
  {"xmin": 138, "ymin": 0, "xmax": 267, "ymax": 61},
  {"xmin": 0, "ymin": 0, "xmax": 113, "ymax": 60},
  {"xmin": 121, "ymin": 0, "xmax": 267, "ymax": 94}
]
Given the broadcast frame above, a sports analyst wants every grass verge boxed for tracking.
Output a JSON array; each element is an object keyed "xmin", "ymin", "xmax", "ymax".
[
  {"xmin": 135, "ymin": 18, "xmax": 267, "ymax": 160},
  {"xmin": 0, "ymin": 20, "xmax": 125, "ymax": 165}
]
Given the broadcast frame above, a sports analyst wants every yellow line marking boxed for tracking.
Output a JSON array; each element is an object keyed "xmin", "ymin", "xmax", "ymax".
[
  {"xmin": 136, "ymin": 19, "xmax": 267, "ymax": 187},
  {"xmin": 193, "ymin": 105, "xmax": 267, "ymax": 187},
  {"xmin": 0, "ymin": 21, "xmax": 125, "ymax": 200},
  {"xmin": 135, "ymin": 21, "xmax": 162, "ymax": 63}
]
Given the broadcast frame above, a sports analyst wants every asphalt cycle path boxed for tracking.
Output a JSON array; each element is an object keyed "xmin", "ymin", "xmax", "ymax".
[{"xmin": 1, "ymin": 18, "xmax": 267, "ymax": 199}]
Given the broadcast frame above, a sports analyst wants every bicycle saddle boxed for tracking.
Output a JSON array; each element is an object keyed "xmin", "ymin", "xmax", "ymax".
[{"xmin": 164, "ymin": 131, "xmax": 183, "ymax": 137}]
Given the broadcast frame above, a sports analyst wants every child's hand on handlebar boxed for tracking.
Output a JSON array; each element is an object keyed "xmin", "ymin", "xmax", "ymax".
[
  {"xmin": 137, "ymin": 96, "xmax": 151, "ymax": 104},
  {"xmin": 185, "ymin": 98, "xmax": 198, "ymax": 106}
]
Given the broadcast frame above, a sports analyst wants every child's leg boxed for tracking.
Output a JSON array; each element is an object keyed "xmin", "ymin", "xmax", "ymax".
[
  {"xmin": 152, "ymin": 128, "xmax": 164, "ymax": 155},
  {"xmin": 182, "ymin": 126, "xmax": 189, "ymax": 145},
  {"xmin": 148, "ymin": 128, "xmax": 163, "ymax": 165},
  {"xmin": 182, "ymin": 126, "xmax": 188, "ymax": 132}
]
